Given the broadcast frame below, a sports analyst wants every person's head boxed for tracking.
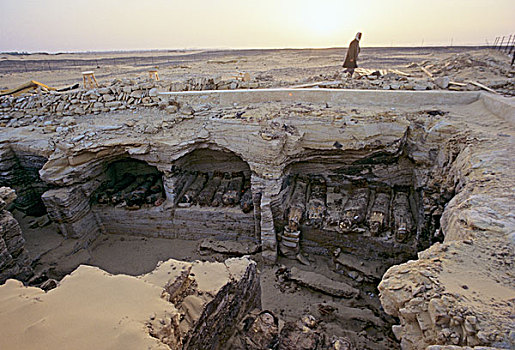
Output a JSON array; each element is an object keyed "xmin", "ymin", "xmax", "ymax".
[{"xmin": 356, "ymin": 32, "xmax": 362, "ymax": 41}]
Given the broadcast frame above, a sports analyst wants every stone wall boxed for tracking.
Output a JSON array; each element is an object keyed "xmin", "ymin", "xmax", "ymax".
[{"xmin": 0, "ymin": 77, "xmax": 261, "ymax": 126}]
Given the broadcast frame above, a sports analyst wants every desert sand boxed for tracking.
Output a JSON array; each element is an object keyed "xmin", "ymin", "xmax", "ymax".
[{"xmin": 1, "ymin": 47, "xmax": 513, "ymax": 95}]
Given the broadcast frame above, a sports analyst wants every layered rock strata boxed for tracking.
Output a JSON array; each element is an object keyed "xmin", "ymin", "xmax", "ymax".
[
  {"xmin": 0, "ymin": 144, "xmax": 50, "ymax": 216},
  {"xmin": 0, "ymin": 187, "xmax": 33, "ymax": 283}
]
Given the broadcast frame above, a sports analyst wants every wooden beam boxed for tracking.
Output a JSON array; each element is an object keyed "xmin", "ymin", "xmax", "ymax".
[
  {"xmin": 419, "ymin": 65, "xmax": 433, "ymax": 78},
  {"xmin": 290, "ymin": 81, "xmax": 326, "ymax": 89},
  {"xmin": 466, "ymin": 80, "xmax": 497, "ymax": 94},
  {"xmin": 0, "ymin": 80, "xmax": 55, "ymax": 97}
]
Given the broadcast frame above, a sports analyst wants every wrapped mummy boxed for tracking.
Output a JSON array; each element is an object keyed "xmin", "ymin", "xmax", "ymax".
[
  {"xmin": 287, "ymin": 177, "xmax": 307, "ymax": 231},
  {"xmin": 240, "ymin": 178, "xmax": 253, "ymax": 213},
  {"xmin": 339, "ymin": 187, "xmax": 369, "ymax": 231},
  {"xmin": 306, "ymin": 176, "xmax": 327, "ymax": 228},
  {"xmin": 197, "ymin": 172, "xmax": 222, "ymax": 206},
  {"xmin": 391, "ymin": 191, "xmax": 413, "ymax": 242},
  {"xmin": 179, "ymin": 172, "xmax": 207, "ymax": 206},
  {"xmin": 222, "ymin": 172, "xmax": 244, "ymax": 206},
  {"xmin": 367, "ymin": 191, "xmax": 391, "ymax": 235}
]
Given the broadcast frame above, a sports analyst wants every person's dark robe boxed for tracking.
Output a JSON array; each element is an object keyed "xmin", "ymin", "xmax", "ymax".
[{"xmin": 343, "ymin": 39, "xmax": 360, "ymax": 68}]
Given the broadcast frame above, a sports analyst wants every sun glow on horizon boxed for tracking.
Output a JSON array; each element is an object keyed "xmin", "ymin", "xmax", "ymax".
[
  {"xmin": 0, "ymin": 0, "xmax": 513, "ymax": 51},
  {"xmin": 298, "ymin": 3, "xmax": 346, "ymax": 38}
]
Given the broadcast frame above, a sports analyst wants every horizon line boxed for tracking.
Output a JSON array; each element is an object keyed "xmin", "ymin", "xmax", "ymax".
[{"xmin": 0, "ymin": 44, "xmax": 500, "ymax": 55}]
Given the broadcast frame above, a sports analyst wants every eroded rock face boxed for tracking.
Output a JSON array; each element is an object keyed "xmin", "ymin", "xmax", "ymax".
[
  {"xmin": 0, "ymin": 144, "xmax": 50, "ymax": 216},
  {"xmin": 0, "ymin": 257, "xmax": 260, "ymax": 350},
  {"xmin": 379, "ymin": 102, "xmax": 515, "ymax": 349},
  {"xmin": 0, "ymin": 187, "xmax": 33, "ymax": 284}
]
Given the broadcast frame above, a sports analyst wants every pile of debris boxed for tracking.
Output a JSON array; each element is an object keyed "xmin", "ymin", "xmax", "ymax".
[
  {"xmin": 411, "ymin": 52, "xmax": 515, "ymax": 95},
  {"xmin": 229, "ymin": 311, "xmax": 353, "ymax": 350},
  {"xmin": 428, "ymin": 52, "xmax": 510, "ymax": 76},
  {"xmin": 294, "ymin": 52, "xmax": 514, "ymax": 95}
]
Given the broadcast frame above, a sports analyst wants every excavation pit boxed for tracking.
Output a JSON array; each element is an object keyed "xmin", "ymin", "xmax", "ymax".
[{"xmin": 0, "ymin": 88, "xmax": 513, "ymax": 349}]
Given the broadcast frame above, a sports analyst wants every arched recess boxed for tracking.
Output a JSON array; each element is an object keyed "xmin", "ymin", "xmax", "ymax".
[
  {"xmin": 90, "ymin": 147, "xmax": 257, "ymax": 243},
  {"xmin": 276, "ymin": 149, "xmax": 420, "ymax": 278}
]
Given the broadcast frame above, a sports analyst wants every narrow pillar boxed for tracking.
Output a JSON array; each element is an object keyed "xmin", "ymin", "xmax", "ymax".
[{"xmin": 251, "ymin": 174, "xmax": 282, "ymax": 263}]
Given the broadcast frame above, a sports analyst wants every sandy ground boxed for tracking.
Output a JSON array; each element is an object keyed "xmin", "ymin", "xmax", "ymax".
[
  {"xmin": 16, "ymin": 208, "xmax": 398, "ymax": 349},
  {"xmin": 1, "ymin": 47, "xmax": 513, "ymax": 91}
]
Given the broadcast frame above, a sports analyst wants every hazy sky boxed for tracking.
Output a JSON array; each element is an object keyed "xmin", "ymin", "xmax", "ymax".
[{"xmin": 1, "ymin": 0, "xmax": 514, "ymax": 52}]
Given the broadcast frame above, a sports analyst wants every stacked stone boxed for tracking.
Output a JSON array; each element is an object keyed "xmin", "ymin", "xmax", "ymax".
[
  {"xmin": 42, "ymin": 186, "xmax": 101, "ymax": 241},
  {"xmin": 279, "ymin": 227, "xmax": 300, "ymax": 257},
  {"xmin": 0, "ymin": 187, "xmax": 33, "ymax": 284},
  {"xmin": 0, "ymin": 76, "xmax": 262, "ymax": 126}
]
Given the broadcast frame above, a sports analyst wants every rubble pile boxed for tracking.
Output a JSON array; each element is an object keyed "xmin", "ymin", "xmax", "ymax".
[
  {"xmin": 428, "ymin": 53, "xmax": 511, "ymax": 77},
  {"xmin": 229, "ymin": 311, "xmax": 355, "ymax": 350},
  {"xmin": 301, "ymin": 72, "xmax": 444, "ymax": 91},
  {"xmin": 299, "ymin": 52, "xmax": 514, "ymax": 95},
  {"xmin": 418, "ymin": 53, "xmax": 515, "ymax": 95}
]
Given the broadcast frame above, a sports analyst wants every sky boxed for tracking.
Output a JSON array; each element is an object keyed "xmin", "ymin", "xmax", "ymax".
[{"xmin": 0, "ymin": 0, "xmax": 514, "ymax": 52}]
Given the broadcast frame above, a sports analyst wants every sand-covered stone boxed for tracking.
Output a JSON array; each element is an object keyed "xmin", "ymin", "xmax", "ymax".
[{"xmin": 0, "ymin": 257, "xmax": 260, "ymax": 350}]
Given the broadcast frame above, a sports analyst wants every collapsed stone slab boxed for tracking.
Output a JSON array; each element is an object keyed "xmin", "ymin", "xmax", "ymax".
[{"xmin": 287, "ymin": 267, "xmax": 359, "ymax": 298}]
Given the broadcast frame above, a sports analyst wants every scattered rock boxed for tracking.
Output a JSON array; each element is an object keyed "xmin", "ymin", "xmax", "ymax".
[
  {"xmin": 288, "ymin": 267, "xmax": 359, "ymax": 298},
  {"xmin": 199, "ymin": 238, "xmax": 260, "ymax": 256},
  {"xmin": 434, "ymin": 76, "xmax": 450, "ymax": 89}
]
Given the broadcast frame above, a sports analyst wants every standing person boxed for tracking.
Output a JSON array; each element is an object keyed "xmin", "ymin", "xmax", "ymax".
[{"xmin": 343, "ymin": 32, "xmax": 362, "ymax": 77}]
